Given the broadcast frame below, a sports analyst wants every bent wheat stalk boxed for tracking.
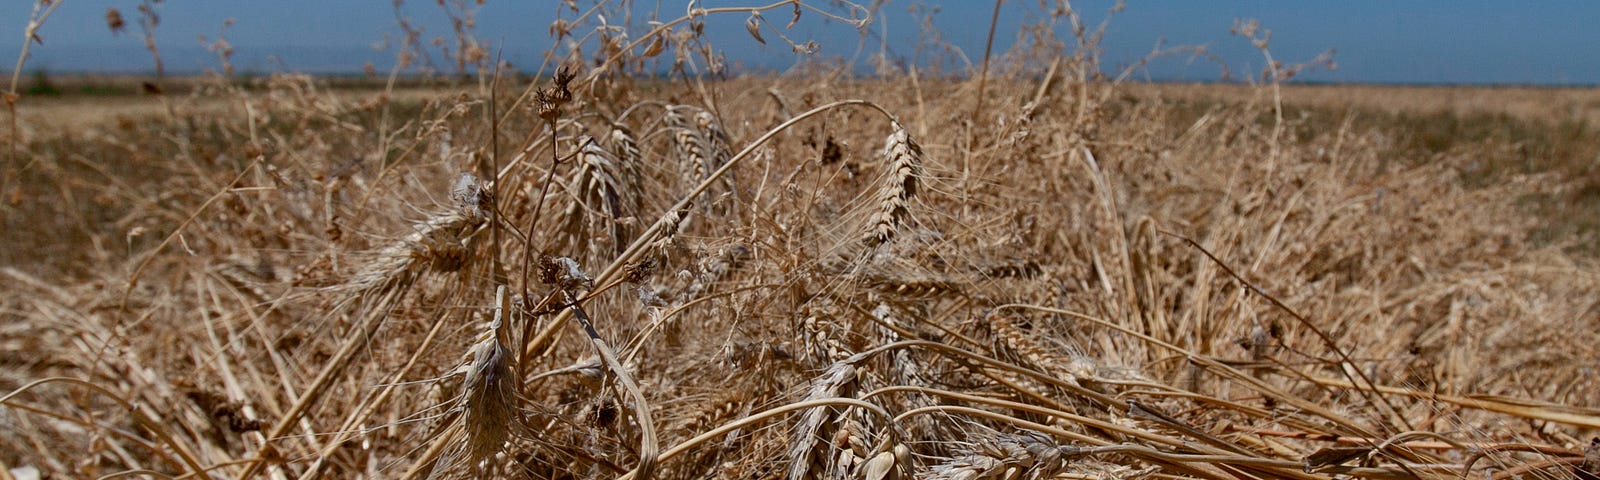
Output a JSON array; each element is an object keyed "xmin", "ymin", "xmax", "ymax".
[
  {"xmin": 1305, "ymin": 376, "xmax": 1600, "ymax": 430},
  {"xmin": 564, "ymin": 292, "xmax": 658, "ymax": 480},
  {"xmin": 995, "ymin": 303, "xmax": 1372, "ymax": 437}
]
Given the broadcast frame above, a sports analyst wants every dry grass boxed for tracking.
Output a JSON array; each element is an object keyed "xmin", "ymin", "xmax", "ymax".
[{"xmin": 3, "ymin": 3, "xmax": 1600, "ymax": 479}]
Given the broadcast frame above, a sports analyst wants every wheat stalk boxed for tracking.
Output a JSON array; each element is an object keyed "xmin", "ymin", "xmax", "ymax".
[
  {"xmin": 403, "ymin": 288, "xmax": 527, "ymax": 479},
  {"xmin": 693, "ymin": 109, "xmax": 737, "ymax": 204},
  {"xmin": 237, "ymin": 184, "xmax": 485, "ymax": 480},
  {"xmin": 989, "ymin": 312, "xmax": 1093, "ymax": 389}
]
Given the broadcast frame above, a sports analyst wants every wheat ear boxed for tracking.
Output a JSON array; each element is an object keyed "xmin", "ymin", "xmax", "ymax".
[
  {"xmin": 666, "ymin": 106, "xmax": 715, "ymax": 185},
  {"xmin": 865, "ymin": 122, "xmax": 924, "ymax": 246},
  {"xmin": 925, "ymin": 432, "xmax": 1082, "ymax": 480},
  {"xmin": 787, "ymin": 360, "xmax": 862, "ymax": 480},
  {"xmin": 559, "ymin": 139, "xmax": 628, "ymax": 258}
]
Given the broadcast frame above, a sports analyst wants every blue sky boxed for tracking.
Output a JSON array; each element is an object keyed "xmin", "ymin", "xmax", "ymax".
[{"xmin": 2, "ymin": 1, "xmax": 1598, "ymax": 84}]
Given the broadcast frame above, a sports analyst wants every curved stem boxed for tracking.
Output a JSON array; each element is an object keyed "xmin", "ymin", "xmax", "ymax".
[
  {"xmin": 853, "ymin": 339, "xmax": 1120, "ymax": 408},
  {"xmin": 566, "ymin": 297, "xmax": 658, "ymax": 480},
  {"xmin": 615, "ymin": 397, "xmax": 893, "ymax": 480},
  {"xmin": 867, "ymin": 385, "xmax": 1108, "ymax": 446},
  {"xmin": 619, "ymin": 99, "xmax": 894, "ymax": 264},
  {"xmin": 894, "ymin": 405, "xmax": 1360, "ymax": 480}
]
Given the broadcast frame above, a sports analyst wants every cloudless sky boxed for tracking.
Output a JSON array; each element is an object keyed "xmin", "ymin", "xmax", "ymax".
[{"xmin": 2, "ymin": 1, "xmax": 1598, "ymax": 85}]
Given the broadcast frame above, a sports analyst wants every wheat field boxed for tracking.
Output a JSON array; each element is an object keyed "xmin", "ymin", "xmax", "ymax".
[{"xmin": 2, "ymin": 2, "xmax": 1599, "ymax": 479}]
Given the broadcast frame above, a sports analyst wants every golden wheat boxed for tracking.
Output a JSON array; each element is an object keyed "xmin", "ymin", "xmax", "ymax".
[
  {"xmin": 864, "ymin": 122, "xmax": 925, "ymax": 247},
  {"xmin": 3, "ymin": 3, "xmax": 1599, "ymax": 479}
]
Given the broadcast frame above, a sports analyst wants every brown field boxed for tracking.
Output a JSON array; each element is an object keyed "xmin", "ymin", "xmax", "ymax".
[{"xmin": 4, "ymin": 16, "xmax": 1600, "ymax": 480}]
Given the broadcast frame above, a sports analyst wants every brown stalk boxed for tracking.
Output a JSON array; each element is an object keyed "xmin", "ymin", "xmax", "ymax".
[
  {"xmin": 564, "ymin": 292, "xmax": 658, "ymax": 480},
  {"xmin": 969, "ymin": 0, "xmax": 1004, "ymax": 126}
]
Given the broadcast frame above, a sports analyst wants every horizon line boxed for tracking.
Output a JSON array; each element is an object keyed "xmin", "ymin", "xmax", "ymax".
[{"xmin": 11, "ymin": 69, "xmax": 1600, "ymax": 90}]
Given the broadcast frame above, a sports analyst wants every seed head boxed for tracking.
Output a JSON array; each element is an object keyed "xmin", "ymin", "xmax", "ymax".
[
  {"xmin": 537, "ymin": 63, "xmax": 578, "ymax": 123},
  {"xmin": 536, "ymin": 89, "xmax": 562, "ymax": 123},
  {"xmin": 552, "ymin": 63, "xmax": 576, "ymax": 100},
  {"xmin": 106, "ymin": 8, "xmax": 127, "ymax": 34}
]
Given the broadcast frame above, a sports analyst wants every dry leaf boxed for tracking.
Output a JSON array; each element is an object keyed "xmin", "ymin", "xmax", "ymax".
[
  {"xmin": 745, "ymin": 15, "xmax": 765, "ymax": 45},
  {"xmin": 1303, "ymin": 446, "xmax": 1371, "ymax": 472},
  {"xmin": 642, "ymin": 35, "xmax": 665, "ymax": 58},
  {"xmin": 106, "ymin": 8, "xmax": 126, "ymax": 34}
]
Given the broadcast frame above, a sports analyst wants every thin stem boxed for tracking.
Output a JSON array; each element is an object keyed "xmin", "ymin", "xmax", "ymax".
[
  {"xmin": 520, "ymin": 119, "xmax": 562, "ymax": 296},
  {"xmin": 124, "ymin": 157, "xmax": 265, "ymax": 309},
  {"xmin": 5, "ymin": 0, "xmax": 66, "ymax": 221},
  {"xmin": 488, "ymin": 49, "xmax": 503, "ymax": 282},
  {"xmin": 6, "ymin": 0, "xmax": 63, "ymax": 97},
  {"xmin": 971, "ymin": 0, "xmax": 1004, "ymax": 125}
]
